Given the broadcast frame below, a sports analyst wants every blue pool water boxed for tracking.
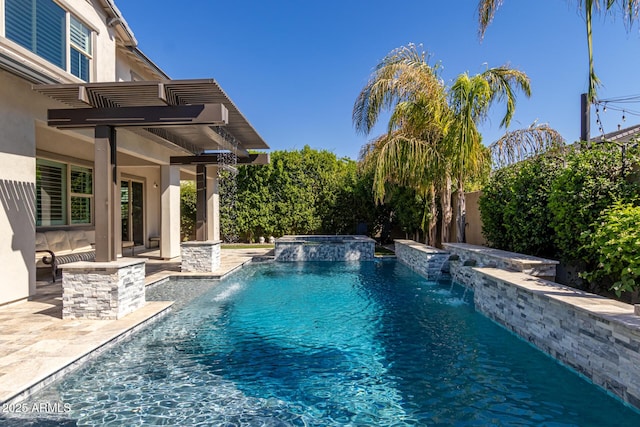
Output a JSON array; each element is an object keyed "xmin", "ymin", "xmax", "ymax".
[{"xmin": 7, "ymin": 261, "xmax": 640, "ymax": 426}]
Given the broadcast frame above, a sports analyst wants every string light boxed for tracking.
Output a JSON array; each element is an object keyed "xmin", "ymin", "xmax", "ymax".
[
  {"xmin": 592, "ymin": 95, "xmax": 640, "ymax": 136},
  {"xmin": 594, "ymin": 103, "xmax": 606, "ymax": 138}
]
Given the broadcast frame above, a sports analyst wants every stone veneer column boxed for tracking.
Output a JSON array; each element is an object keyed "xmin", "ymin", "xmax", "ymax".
[
  {"xmin": 60, "ymin": 259, "xmax": 146, "ymax": 320},
  {"xmin": 181, "ymin": 240, "xmax": 221, "ymax": 272}
]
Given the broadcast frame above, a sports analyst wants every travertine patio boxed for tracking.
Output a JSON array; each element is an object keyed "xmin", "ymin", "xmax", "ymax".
[{"xmin": 0, "ymin": 247, "xmax": 274, "ymax": 405}]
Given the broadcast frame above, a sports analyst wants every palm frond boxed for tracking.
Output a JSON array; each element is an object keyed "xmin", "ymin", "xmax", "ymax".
[
  {"xmin": 352, "ymin": 44, "xmax": 446, "ymax": 136},
  {"xmin": 488, "ymin": 122, "xmax": 566, "ymax": 168},
  {"xmin": 481, "ymin": 67, "xmax": 531, "ymax": 128},
  {"xmin": 360, "ymin": 131, "xmax": 443, "ymax": 203},
  {"xmin": 477, "ymin": 0, "xmax": 504, "ymax": 40}
]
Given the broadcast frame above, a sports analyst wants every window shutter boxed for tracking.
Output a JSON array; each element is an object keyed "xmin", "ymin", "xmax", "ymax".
[
  {"xmin": 5, "ymin": 0, "xmax": 65, "ymax": 69},
  {"xmin": 36, "ymin": 159, "xmax": 67, "ymax": 226},
  {"xmin": 70, "ymin": 16, "xmax": 91, "ymax": 81},
  {"xmin": 5, "ymin": 0, "xmax": 35, "ymax": 52},
  {"xmin": 34, "ymin": 0, "xmax": 66, "ymax": 69},
  {"xmin": 70, "ymin": 47, "xmax": 90, "ymax": 81},
  {"xmin": 69, "ymin": 16, "xmax": 91, "ymax": 54}
]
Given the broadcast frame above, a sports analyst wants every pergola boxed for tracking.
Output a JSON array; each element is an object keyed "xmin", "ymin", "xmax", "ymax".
[{"xmin": 34, "ymin": 79, "xmax": 269, "ymax": 262}]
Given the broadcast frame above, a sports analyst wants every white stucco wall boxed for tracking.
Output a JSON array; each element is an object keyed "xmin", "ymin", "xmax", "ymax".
[
  {"xmin": 0, "ymin": 73, "xmax": 39, "ymax": 304},
  {"xmin": 0, "ymin": 1, "xmax": 187, "ymax": 303},
  {"xmin": 115, "ymin": 50, "xmax": 162, "ymax": 82}
]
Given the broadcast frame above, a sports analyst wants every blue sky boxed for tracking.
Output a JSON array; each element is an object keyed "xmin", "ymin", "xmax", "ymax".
[{"xmin": 117, "ymin": 1, "xmax": 640, "ymax": 160}]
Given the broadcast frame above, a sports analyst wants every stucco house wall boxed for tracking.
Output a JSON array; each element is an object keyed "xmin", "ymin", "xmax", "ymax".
[
  {"xmin": 0, "ymin": 72, "xmax": 39, "ymax": 303},
  {"xmin": 0, "ymin": 0, "xmax": 172, "ymax": 305},
  {"xmin": 0, "ymin": 0, "xmax": 266, "ymax": 305}
]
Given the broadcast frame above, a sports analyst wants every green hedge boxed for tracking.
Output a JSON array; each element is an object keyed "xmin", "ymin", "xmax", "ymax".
[
  {"xmin": 479, "ymin": 151, "xmax": 563, "ymax": 258},
  {"xmin": 548, "ymin": 144, "xmax": 638, "ymax": 262},
  {"xmin": 479, "ymin": 142, "xmax": 640, "ymax": 296},
  {"xmin": 218, "ymin": 146, "xmax": 389, "ymax": 242}
]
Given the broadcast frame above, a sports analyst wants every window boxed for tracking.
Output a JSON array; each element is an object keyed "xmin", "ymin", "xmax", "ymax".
[
  {"xmin": 5, "ymin": 0, "xmax": 93, "ymax": 81},
  {"xmin": 36, "ymin": 159, "xmax": 67, "ymax": 226},
  {"xmin": 69, "ymin": 15, "xmax": 91, "ymax": 82},
  {"xmin": 70, "ymin": 165, "xmax": 92, "ymax": 224},
  {"xmin": 37, "ymin": 159, "xmax": 93, "ymax": 226}
]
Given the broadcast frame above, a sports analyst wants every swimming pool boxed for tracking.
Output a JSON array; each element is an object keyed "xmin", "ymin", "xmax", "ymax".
[{"xmin": 7, "ymin": 261, "xmax": 640, "ymax": 425}]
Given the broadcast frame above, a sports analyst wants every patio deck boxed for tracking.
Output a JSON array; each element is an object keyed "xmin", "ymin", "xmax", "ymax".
[{"xmin": 0, "ymin": 247, "xmax": 274, "ymax": 406}]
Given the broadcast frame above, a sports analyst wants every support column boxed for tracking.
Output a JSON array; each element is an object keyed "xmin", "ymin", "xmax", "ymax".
[
  {"xmin": 62, "ymin": 126, "xmax": 145, "ymax": 320},
  {"xmin": 196, "ymin": 164, "xmax": 207, "ymax": 241},
  {"xmin": 181, "ymin": 165, "xmax": 221, "ymax": 272},
  {"xmin": 94, "ymin": 125, "xmax": 118, "ymax": 262},
  {"xmin": 181, "ymin": 241, "xmax": 221, "ymax": 272},
  {"xmin": 160, "ymin": 164, "xmax": 181, "ymax": 259},
  {"xmin": 581, "ymin": 92, "xmax": 590, "ymax": 143},
  {"xmin": 207, "ymin": 166, "xmax": 220, "ymax": 241}
]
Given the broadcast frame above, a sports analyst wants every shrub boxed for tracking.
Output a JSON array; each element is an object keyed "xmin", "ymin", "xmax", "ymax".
[
  {"xmin": 480, "ymin": 142, "xmax": 640, "ymax": 293},
  {"xmin": 581, "ymin": 201, "xmax": 640, "ymax": 302},
  {"xmin": 479, "ymin": 152, "xmax": 562, "ymax": 257},
  {"xmin": 219, "ymin": 146, "xmax": 382, "ymax": 241},
  {"xmin": 478, "ymin": 165, "xmax": 515, "ymax": 250},
  {"xmin": 548, "ymin": 143, "xmax": 637, "ymax": 263},
  {"xmin": 180, "ymin": 181, "xmax": 197, "ymax": 241}
]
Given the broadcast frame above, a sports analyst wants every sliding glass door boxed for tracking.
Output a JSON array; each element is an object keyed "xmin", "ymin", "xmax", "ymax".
[{"xmin": 121, "ymin": 180, "xmax": 144, "ymax": 246}]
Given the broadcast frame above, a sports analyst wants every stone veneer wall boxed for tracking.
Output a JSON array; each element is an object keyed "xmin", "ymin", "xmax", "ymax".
[
  {"xmin": 394, "ymin": 240, "xmax": 449, "ymax": 280},
  {"xmin": 275, "ymin": 236, "xmax": 375, "ymax": 261},
  {"xmin": 396, "ymin": 241, "xmax": 640, "ymax": 410},
  {"xmin": 442, "ymin": 242, "xmax": 559, "ymax": 286},
  {"xmin": 473, "ymin": 268, "xmax": 640, "ymax": 409},
  {"xmin": 181, "ymin": 240, "xmax": 221, "ymax": 272},
  {"xmin": 61, "ymin": 259, "xmax": 146, "ymax": 320}
]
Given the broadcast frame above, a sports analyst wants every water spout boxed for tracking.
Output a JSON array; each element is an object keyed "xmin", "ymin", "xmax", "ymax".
[{"xmin": 219, "ymin": 144, "xmax": 239, "ymax": 243}]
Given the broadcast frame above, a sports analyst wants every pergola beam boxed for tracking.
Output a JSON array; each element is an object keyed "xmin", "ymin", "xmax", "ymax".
[
  {"xmin": 169, "ymin": 153, "xmax": 269, "ymax": 165},
  {"xmin": 48, "ymin": 103, "xmax": 228, "ymax": 128},
  {"xmin": 199, "ymin": 126, "xmax": 250, "ymax": 158}
]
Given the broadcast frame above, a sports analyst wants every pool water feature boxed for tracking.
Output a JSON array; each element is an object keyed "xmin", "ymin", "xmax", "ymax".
[
  {"xmin": 7, "ymin": 261, "xmax": 640, "ymax": 426},
  {"xmin": 274, "ymin": 235, "xmax": 376, "ymax": 261}
]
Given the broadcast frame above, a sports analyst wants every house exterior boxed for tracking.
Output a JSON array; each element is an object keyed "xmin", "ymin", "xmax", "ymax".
[
  {"xmin": 591, "ymin": 123, "xmax": 640, "ymax": 144},
  {"xmin": 0, "ymin": 0, "xmax": 268, "ymax": 307}
]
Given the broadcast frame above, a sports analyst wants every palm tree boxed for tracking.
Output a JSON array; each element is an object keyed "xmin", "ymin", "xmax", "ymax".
[
  {"xmin": 477, "ymin": 0, "xmax": 640, "ymax": 103},
  {"xmin": 354, "ymin": 44, "xmax": 532, "ymax": 245},
  {"xmin": 447, "ymin": 67, "xmax": 531, "ymax": 242},
  {"xmin": 353, "ymin": 44, "xmax": 450, "ymax": 245},
  {"xmin": 358, "ymin": 129, "xmax": 445, "ymax": 245}
]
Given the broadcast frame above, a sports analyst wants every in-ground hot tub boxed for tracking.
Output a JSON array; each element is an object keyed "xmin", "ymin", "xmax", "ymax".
[{"xmin": 274, "ymin": 235, "xmax": 376, "ymax": 261}]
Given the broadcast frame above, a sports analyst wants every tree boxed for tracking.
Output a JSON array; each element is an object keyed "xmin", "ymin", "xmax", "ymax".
[
  {"xmin": 477, "ymin": 0, "xmax": 640, "ymax": 102},
  {"xmin": 447, "ymin": 67, "xmax": 531, "ymax": 242},
  {"xmin": 358, "ymin": 132, "xmax": 442, "ymax": 244},
  {"xmin": 353, "ymin": 44, "xmax": 531, "ymax": 244},
  {"xmin": 353, "ymin": 44, "xmax": 452, "ymax": 245}
]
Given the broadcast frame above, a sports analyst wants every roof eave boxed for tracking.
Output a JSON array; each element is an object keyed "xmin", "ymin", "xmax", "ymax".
[
  {"xmin": 127, "ymin": 47, "xmax": 170, "ymax": 80},
  {"xmin": 97, "ymin": 0, "xmax": 138, "ymax": 47}
]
